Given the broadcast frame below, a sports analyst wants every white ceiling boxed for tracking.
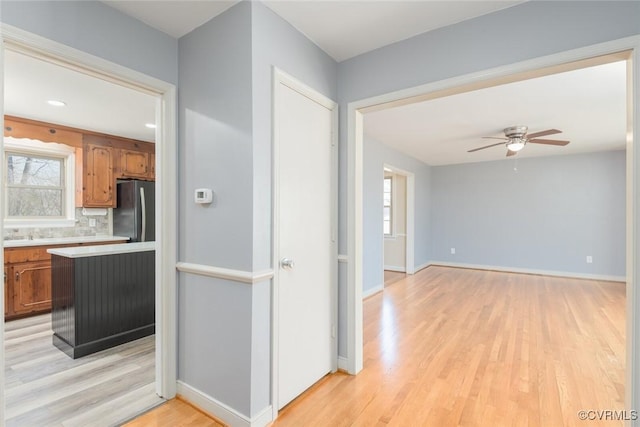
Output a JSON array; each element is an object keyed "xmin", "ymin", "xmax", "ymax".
[
  {"xmin": 364, "ymin": 60, "xmax": 627, "ymax": 166},
  {"xmin": 262, "ymin": 1, "xmax": 524, "ymax": 62},
  {"xmin": 103, "ymin": 0, "xmax": 524, "ymax": 62},
  {"xmin": 3, "ymin": 50, "xmax": 157, "ymax": 142},
  {"xmin": 102, "ymin": 1, "xmax": 239, "ymax": 42},
  {"xmin": 2, "ymin": 1, "xmax": 626, "ymax": 166}
]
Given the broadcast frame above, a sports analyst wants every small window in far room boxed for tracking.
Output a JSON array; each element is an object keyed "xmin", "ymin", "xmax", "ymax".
[{"xmin": 384, "ymin": 176, "xmax": 392, "ymax": 236}]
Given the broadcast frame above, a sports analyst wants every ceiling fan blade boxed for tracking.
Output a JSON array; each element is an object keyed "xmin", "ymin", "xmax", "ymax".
[
  {"xmin": 528, "ymin": 138, "xmax": 570, "ymax": 146},
  {"xmin": 506, "ymin": 149, "xmax": 517, "ymax": 157},
  {"xmin": 481, "ymin": 136, "xmax": 508, "ymax": 140},
  {"xmin": 526, "ymin": 129, "xmax": 562, "ymax": 139},
  {"xmin": 468, "ymin": 142, "xmax": 505, "ymax": 153}
]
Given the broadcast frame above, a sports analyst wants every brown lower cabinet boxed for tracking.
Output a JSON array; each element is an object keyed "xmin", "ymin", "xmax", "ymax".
[
  {"xmin": 10, "ymin": 261, "xmax": 52, "ymax": 316},
  {"xmin": 4, "ymin": 267, "xmax": 8, "ymax": 317},
  {"xmin": 4, "ymin": 240, "xmax": 127, "ymax": 320}
]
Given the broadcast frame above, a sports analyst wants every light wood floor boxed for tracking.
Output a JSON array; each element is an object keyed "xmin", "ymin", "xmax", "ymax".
[
  {"xmin": 130, "ymin": 266, "xmax": 626, "ymax": 426},
  {"xmin": 384, "ymin": 270, "xmax": 407, "ymax": 287},
  {"xmin": 124, "ymin": 398, "xmax": 224, "ymax": 427},
  {"xmin": 4, "ymin": 314, "xmax": 162, "ymax": 426}
]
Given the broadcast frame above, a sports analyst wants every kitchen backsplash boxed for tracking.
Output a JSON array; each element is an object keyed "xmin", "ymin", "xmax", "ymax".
[{"xmin": 4, "ymin": 208, "xmax": 112, "ymax": 240}]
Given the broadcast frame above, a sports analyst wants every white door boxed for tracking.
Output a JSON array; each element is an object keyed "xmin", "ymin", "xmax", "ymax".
[{"xmin": 274, "ymin": 71, "xmax": 336, "ymax": 410}]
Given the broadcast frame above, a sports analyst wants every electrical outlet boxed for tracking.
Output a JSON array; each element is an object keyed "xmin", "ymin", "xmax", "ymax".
[
  {"xmin": 586, "ymin": 255, "xmax": 593, "ymax": 264},
  {"xmin": 450, "ymin": 248, "xmax": 456, "ymax": 255},
  {"xmin": 89, "ymin": 218, "xmax": 97, "ymax": 227}
]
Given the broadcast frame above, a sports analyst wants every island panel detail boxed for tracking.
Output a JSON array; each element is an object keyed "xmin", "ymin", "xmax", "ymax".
[{"xmin": 51, "ymin": 250, "xmax": 154, "ymax": 358}]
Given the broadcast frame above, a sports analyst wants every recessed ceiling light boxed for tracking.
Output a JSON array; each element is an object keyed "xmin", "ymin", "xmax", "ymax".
[
  {"xmin": 47, "ymin": 100, "xmax": 66, "ymax": 107},
  {"xmin": 145, "ymin": 123, "xmax": 157, "ymax": 129}
]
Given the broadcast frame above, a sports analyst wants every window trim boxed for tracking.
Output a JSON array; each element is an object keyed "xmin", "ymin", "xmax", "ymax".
[{"xmin": 3, "ymin": 137, "xmax": 76, "ymax": 228}]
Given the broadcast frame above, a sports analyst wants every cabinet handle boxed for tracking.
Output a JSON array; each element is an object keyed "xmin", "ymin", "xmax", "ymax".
[{"xmin": 16, "ymin": 272, "xmax": 19, "ymax": 281}]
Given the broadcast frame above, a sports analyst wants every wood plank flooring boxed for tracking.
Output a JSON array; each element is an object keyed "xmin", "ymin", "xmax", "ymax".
[
  {"xmin": 129, "ymin": 266, "xmax": 626, "ymax": 426},
  {"xmin": 4, "ymin": 314, "xmax": 162, "ymax": 426},
  {"xmin": 123, "ymin": 398, "xmax": 224, "ymax": 427},
  {"xmin": 384, "ymin": 270, "xmax": 407, "ymax": 287}
]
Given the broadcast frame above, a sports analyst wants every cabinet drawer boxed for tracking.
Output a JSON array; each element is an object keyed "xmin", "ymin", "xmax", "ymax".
[{"xmin": 4, "ymin": 247, "xmax": 51, "ymax": 263}]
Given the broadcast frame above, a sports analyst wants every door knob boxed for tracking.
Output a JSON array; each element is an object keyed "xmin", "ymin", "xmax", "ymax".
[{"xmin": 280, "ymin": 258, "xmax": 295, "ymax": 270}]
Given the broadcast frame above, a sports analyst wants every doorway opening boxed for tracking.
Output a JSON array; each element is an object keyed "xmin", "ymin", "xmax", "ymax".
[
  {"xmin": 382, "ymin": 165, "xmax": 414, "ymax": 288},
  {"xmin": 0, "ymin": 27, "xmax": 177, "ymax": 425},
  {"xmin": 346, "ymin": 41, "xmax": 638, "ymax": 412}
]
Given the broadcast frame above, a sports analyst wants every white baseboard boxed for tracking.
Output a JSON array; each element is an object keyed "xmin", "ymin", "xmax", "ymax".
[
  {"xmin": 177, "ymin": 381, "xmax": 273, "ymax": 427},
  {"xmin": 430, "ymin": 261, "xmax": 626, "ymax": 283},
  {"xmin": 362, "ymin": 284, "xmax": 383, "ymax": 299},
  {"xmin": 384, "ymin": 265, "xmax": 406, "ymax": 272},
  {"xmin": 337, "ymin": 356, "xmax": 349, "ymax": 372},
  {"xmin": 414, "ymin": 261, "xmax": 432, "ymax": 273}
]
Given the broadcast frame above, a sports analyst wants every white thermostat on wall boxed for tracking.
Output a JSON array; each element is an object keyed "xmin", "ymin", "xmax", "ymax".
[{"xmin": 194, "ymin": 188, "xmax": 213, "ymax": 204}]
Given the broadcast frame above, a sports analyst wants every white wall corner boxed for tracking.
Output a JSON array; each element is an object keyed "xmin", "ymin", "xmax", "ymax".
[
  {"xmin": 250, "ymin": 405, "xmax": 274, "ymax": 427},
  {"xmin": 362, "ymin": 284, "xmax": 383, "ymax": 299},
  {"xmin": 337, "ymin": 356, "xmax": 349, "ymax": 372},
  {"xmin": 414, "ymin": 261, "xmax": 432, "ymax": 273},
  {"xmin": 384, "ymin": 265, "xmax": 406, "ymax": 273},
  {"xmin": 177, "ymin": 381, "xmax": 253, "ymax": 427}
]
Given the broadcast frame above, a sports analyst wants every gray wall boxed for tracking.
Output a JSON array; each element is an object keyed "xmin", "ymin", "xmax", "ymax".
[
  {"xmin": 178, "ymin": 1, "xmax": 337, "ymax": 418},
  {"xmin": 363, "ymin": 135, "xmax": 431, "ymax": 294},
  {"xmin": 177, "ymin": 1, "xmax": 254, "ymax": 416},
  {"xmin": 431, "ymin": 151, "xmax": 626, "ymax": 276},
  {"xmin": 0, "ymin": 1, "xmax": 178, "ymax": 85},
  {"xmin": 178, "ymin": 2, "xmax": 254, "ymax": 273}
]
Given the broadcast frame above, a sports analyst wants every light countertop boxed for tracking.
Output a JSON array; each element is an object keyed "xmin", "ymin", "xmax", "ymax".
[
  {"xmin": 4, "ymin": 235, "xmax": 130, "ymax": 248},
  {"xmin": 47, "ymin": 241, "xmax": 155, "ymax": 258}
]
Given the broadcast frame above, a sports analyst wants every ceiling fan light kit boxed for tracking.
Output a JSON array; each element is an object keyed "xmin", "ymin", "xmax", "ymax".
[
  {"xmin": 506, "ymin": 138, "xmax": 526, "ymax": 152},
  {"xmin": 468, "ymin": 125, "xmax": 570, "ymax": 157}
]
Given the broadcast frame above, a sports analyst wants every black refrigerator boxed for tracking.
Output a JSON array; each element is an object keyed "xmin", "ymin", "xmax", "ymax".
[{"xmin": 113, "ymin": 180, "xmax": 155, "ymax": 242}]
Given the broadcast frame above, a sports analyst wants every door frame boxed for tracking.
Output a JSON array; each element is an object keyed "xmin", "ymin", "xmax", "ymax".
[
  {"xmin": 382, "ymin": 164, "xmax": 415, "ymax": 276},
  {"xmin": 346, "ymin": 35, "xmax": 640, "ymax": 412},
  {"xmin": 0, "ymin": 24, "xmax": 178, "ymax": 422},
  {"xmin": 271, "ymin": 67, "xmax": 338, "ymax": 418}
]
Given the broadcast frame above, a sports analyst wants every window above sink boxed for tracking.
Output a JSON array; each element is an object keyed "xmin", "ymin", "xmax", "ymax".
[{"xmin": 3, "ymin": 137, "xmax": 76, "ymax": 228}]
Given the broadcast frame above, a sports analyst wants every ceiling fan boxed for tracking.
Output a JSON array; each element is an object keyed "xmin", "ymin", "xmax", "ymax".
[{"xmin": 468, "ymin": 125, "xmax": 570, "ymax": 157}]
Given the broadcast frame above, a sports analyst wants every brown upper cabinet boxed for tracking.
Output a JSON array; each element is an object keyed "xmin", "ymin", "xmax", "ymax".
[
  {"xmin": 116, "ymin": 148, "xmax": 155, "ymax": 180},
  {"xmin": 4, "ymin": 116, "xmax": 155, "ymax": 208},
  {"xmin": 83, "ymin": 142, "xmax": 116, "ymax": 207}
]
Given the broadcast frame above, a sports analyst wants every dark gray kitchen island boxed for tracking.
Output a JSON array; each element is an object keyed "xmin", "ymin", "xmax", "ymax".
[{"xmin": 47, "ymin": 242, "xmax": 155, "ymax": 358}]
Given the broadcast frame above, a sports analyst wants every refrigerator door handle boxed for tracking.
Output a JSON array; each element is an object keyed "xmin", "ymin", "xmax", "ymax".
[{"xmin": 140, "ymin": 186, "xmax": 146, "ymax": 242}]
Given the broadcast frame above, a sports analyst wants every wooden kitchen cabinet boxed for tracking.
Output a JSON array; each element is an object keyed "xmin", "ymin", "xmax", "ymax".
[
  {"xmin": 149, "ymin": 153, "xmax": 156, "ymax": 180},
  {"xmin": 4, "ymin": 240, "xmax": 127, "ymax": 320},
  {"xmin": 10, "ymin": 261, "xmax": 52, "ymax": 316},
  {"xmin": 81, "ymin": 138, "xmax": 155, "ymax": 207},
  {"xmin": 4, "ymin": 267, "xmax": 9, "ymax": 317},
  {"xmin": 117, "ymin": 148, "xmax": 151, "ymax": 180},
  {"xmin": 83, "ymin": 142, "xmax": 116, "ymax": 207}
]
